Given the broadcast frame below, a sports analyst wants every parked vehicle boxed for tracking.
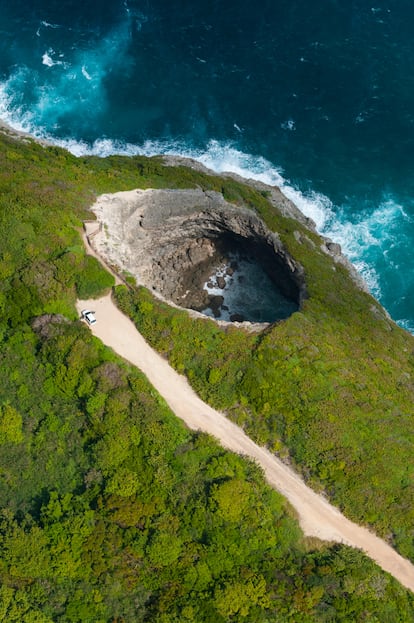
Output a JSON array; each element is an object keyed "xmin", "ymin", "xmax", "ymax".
[{"xmin": 80, "ymin": 309, "xmax": 96, "ymax": 325}]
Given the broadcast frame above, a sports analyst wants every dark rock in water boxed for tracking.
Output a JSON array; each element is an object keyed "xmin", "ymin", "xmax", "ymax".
[
  {"xmin": 230, "ymin": 313, "xmax": 245, "ymax": 322},
  {"xmin": 209, "ymin": 295, "xmax": 224, "ymax": 318},
  {"xmin": 217, "ymin": 275, "xmax": 226, "ymax": 289},
  {"xmin": 222, "ymin": 304, "xmax": 229, "ymax": 311},
  {"xmin": 183, "ymin": 289, "xmax": 210, "ymax": 311},
  {"xmin": 226, "ymin": 266, "xmax": 234, "ymax": 276}
]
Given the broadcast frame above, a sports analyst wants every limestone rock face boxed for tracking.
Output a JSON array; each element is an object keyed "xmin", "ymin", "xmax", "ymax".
[
  {"xmin": 161, "ymin": 155, "xmax": 317, "ymax": 228},
  {"xmin": 91, "ymin": 187, "xmax": 307, "ymax": 319}
]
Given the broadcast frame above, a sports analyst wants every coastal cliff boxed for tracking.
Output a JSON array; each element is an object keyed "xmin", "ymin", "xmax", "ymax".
[
  {"xmin": 90, "ymin": 186, "xmax": 304, "ymax": 323},
  {"xmin": 1, "ymin": 129, "xmax": 414, "ymax": 620},
  {"xmin": 87, "ymin": 161, "xmax": 371, "ymax": 330}
]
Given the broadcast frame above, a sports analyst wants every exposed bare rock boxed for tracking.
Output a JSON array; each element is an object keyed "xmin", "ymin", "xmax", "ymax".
[
  {"xmin": 326, "ymin": 240, "xmax": 342, "ymax": 255},
  {"xmin": 161, "ymin": 155, "xmax": 316, "ymax": 228},
  {"xmin": 161, "ymin": 156, "xmax": 370, "ymax": 295},
  {"xmin": 320, "ymin": 237, "xmax": 370, "ymax": 293},
  {"xmin": 91, "ymin": 187, "xmax": 307, "ymax": 321}
]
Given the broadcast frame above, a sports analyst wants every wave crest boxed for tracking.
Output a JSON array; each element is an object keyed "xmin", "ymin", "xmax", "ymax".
[{"xmin": 1, "ymin": 93, "xmax": 412, "ymax": 329}]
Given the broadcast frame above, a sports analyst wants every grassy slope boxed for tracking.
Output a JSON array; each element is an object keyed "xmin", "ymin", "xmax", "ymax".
[
  {"xmin": 0, "ymin": 131, "xmax": 414, "ymax": 621},
  {"xmin": 112, "ymin": 158, "xmax": 414, "ymax": 561}
]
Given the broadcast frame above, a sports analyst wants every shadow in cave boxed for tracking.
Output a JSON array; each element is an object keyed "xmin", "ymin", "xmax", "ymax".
[{"xmin": 180, "ymin": 234, "xmax": 302, "ymax": 324}]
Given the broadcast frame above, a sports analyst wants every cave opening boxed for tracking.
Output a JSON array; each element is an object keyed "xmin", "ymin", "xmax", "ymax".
[
  {"xmin": 177, "ymin": 233, "xmax": 302, "ymax": 324},
  {"xmin": 92, "ymin": 187, "xmax": 307, "ymax": 326}
]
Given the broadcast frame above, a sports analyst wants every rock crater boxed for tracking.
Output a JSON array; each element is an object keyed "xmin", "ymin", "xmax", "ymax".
[{"xmin": 91, "ymin": 187, "xmax": 307, "ymax": 324}]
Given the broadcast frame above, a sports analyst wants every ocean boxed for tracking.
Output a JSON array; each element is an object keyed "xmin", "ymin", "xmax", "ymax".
[{"xmin": 1, "ymin": 0, "xmax": 414, "ymax": 330}]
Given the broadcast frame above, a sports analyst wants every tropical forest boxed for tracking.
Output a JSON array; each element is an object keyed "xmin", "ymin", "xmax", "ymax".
[{"xmin": 1, "ymin": 128, "xmax": 414, "ymax": 622}]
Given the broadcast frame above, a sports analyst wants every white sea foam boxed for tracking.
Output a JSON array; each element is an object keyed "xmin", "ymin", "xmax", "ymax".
[
  {"xmin": 49, "ymin": 135, "xmax": 382, "ymax": 295},
  {"xmin": 42, "ymin": 51, "xmax": 55, "ymax": 67},
  {"xmin": 42, "ymin": 49, "xmax": 68, "ymax": 68},
  {"xmin": 397, "ymin": 318, "xmax": 414, "ymax": 334},
  {"xmin": 326, "ymin": 198, "xmax": 413, "ymax": 299},
  {"xmin": 0, "ymin": 9, "xmax": 134, "ymax": 134},
  {"xmin": 281, "ymin": 119, "xmax": 296, "ymax": 131},
  {"xmin": 37, "ymin": 20, "xmax": 61, "ymax": 38},
  {"xmin": 0, "ymin": 72, "xmax": 39, "ymax": 134},
  {"xmin": 81, "ymin": 66, "xmax": 92, "ymax": 81},
  {"xmin": 29, "ymin": 133, "xmax": 350, "ymax": 248},
  {"xmin": 202, "ymin": 254, "xmax": 297, "ymax": 322},
  {"xmin": 40, "ymin": 20, "xmax": 60, "ymax": 29},
  {"xmin": 0, "ymin": 74, "xmax": 408, "ymax": 325}
]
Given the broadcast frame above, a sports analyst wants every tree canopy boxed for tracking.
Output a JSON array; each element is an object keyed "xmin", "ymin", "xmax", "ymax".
[{"xmin": 0, "ymin": 130, "xmax": 413, "ymax": 621}]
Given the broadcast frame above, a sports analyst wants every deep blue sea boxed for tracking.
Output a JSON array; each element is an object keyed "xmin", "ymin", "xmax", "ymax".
[{"xmin": 1, "ymin": 1, "xmax": 414, "ymax": 330}]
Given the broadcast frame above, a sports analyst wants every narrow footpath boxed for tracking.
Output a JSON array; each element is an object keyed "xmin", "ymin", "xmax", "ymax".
[
  {"xmin": 77, "ymin": 220, "xmax": 414, "ymax": 592},
  {"xmin": 77, "ymin": 291, "xmax": 414, "ymax": 592}
]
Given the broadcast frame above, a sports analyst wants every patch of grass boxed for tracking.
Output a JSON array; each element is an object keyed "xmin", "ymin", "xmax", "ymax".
[
  {"xmin": 113, "ymin": 169, "xmax": 414, "ymax": 562},
  {"xmin": 1, "ymin": 130, "xmax": 414, "ymax": 620}
]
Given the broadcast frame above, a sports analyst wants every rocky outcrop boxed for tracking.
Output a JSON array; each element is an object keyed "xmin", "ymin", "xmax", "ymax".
[
  {"xmin": 91, "ymin": 187, "xmax": 307, "ymax": 322},
  {"xmin": 161, "ymin": 155, "xmax": 370, "ymax": 294},
  {"xmin": 161, "ymin": 155, "xmax": 316, "ymax": 228}
]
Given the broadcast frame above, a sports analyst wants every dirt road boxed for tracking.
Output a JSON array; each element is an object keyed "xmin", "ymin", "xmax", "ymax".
[{"xmin": 77, "ymin": 292, "xmax": 414, "ymax": 592}]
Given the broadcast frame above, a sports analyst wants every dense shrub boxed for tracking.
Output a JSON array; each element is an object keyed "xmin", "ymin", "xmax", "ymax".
[
  {"xmin": 1, "ymin": 130, "xmax": 414, "ymax": 620},
  {"xmin": 113, "ymin": 180, "xmax": 414, "ymax": 562}
]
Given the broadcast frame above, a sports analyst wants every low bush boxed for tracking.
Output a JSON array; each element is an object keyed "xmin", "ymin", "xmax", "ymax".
[{"xmin": 1, "ymin": 130, "xmax": 414, "ymax": 620}]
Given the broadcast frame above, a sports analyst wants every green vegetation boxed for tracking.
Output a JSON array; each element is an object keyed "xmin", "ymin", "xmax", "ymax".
[
  {"xmin": 2, "ymin": 318, "xmax": 413, "ymax": 622},
  {"xmin": 111, "ymin": 161, "xmax": 414, "ymax": 560},
  {"xmin": 113, "ymin": 176, "xmax": 414, "ymax": 561},
  {"xmin": 1, "ymin": 129, "xmax": 414, "ymax": 620}
]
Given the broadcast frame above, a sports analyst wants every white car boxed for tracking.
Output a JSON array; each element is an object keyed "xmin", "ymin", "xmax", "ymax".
[{"xmin": 80, "ymin": 309, "xmax": 96, "ymax": 325}]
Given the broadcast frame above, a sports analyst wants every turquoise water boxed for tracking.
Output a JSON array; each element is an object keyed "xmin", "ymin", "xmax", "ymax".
[{"xmin": 1, "ymin": 1, "xmax": 414, "ymax": 329}]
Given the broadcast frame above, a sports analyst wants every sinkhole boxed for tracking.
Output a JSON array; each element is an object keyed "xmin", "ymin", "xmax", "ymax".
[
  {"xmin": 93, "ymin": 187, "xmax": 307, "ymax": 326},
  {"xmin": 169, "ymin": 233, "xmax": 304, "ymax": 325}
]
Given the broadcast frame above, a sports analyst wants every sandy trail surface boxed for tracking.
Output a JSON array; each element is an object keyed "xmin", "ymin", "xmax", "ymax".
[{"xmin": 77, "ymin": 291, "xmax": 414, "ymax": 592}]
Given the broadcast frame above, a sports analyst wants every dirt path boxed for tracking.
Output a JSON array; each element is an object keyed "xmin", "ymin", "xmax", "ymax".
[{"xmin": 77, "ymin": 292, "xmax": 414, "ymax": 592}]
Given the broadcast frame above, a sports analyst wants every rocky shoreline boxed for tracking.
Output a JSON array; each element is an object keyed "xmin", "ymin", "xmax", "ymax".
[
  {"xmin": 0, "ymin": 118, "xmax": 369, "ymax": 312},
  {"xmin": 89, "ymin": 186, "xmax": 307, "ymax": 324},
  {"xmin": 0, "ymin": 119, "xmax": 53, "ymax": 147},
  {"xmin": 87, "ymin": 160, "xmax": 370, "ymax": 325},
  {"xmin": 162, "ymin": 155, "xmax": 369, "ymax": 294}
]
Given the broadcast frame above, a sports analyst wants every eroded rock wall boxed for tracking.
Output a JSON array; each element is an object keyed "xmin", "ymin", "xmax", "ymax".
[{"xmin": 91, "ymin": 187, "xmax": 307, "ymax": 319}]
